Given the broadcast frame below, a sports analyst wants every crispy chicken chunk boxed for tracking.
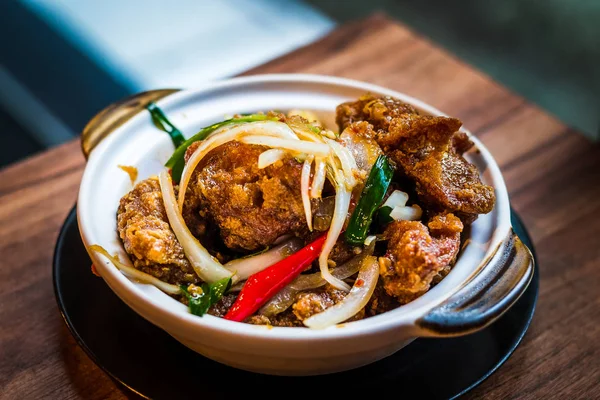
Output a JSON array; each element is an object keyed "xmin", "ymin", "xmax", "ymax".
[
  {"xmin": 246, "ymin": 311, "xmax": 305, "ymax": 327},
  {"xmin": 366, "ymin": 282, "xmax": 399, "ymax": 316},
  {"xmin": 380, "ymin": 113, "xmax": 495, "ymax": 216},
  {"xmin": 380, "ymin": 213, "xmax": 463, "ymax": 303},
  {"xmin": 336, "ymin": 94, "xmax": 418, "ymax": 132},
  {"xmin": 291, "ymin": 285, "xmax": 351, "ymax": 320},
  {"xmin": 336, "ymin": 95, "xmax": 495, "ymax": 221},
  {"xmin": 117, "ymin": 177, "xmax": 199, "ymax": 285},
  {"xmin": 207, "ymin": 293, "xmax": 237, "ymax": 317},
  {"xmin": 184, "ymin": 141, "xmax": 307, "ymax": 252}
]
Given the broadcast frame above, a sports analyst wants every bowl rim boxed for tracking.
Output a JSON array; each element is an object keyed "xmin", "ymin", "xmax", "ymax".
[{"xmin": 78, "ymin": 73, "xmax": 511, "ymax": 341}]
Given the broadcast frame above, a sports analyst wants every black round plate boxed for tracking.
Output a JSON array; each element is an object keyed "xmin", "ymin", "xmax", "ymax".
[{"xmin": 54, "ymin": 206, "xmax": 538, "ymax": 399}]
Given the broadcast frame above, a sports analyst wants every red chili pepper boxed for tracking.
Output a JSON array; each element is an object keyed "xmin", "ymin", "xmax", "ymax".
[{"xmin": 224, "ymin": 233, "xmax": 327, "ymax": 322}]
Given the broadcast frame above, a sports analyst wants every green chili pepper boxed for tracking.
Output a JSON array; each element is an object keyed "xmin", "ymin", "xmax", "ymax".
[
  {"xmin": 344, "ymin": 155, "xmax": 394, "ymax": 245},
  {"xmin": 147, "ymin": 102, "xmax": 185, "ymax": 148},
  {"xmin": 375, "ymin": 205, "xmax": 394, "ymax": 227},
  {"xmin": 165, "ymin": 114, "xmax": 276, "ymax": 183},
  {"xmin": 180, "ymin": 277, "xmax": 232, "ymax": 317}
]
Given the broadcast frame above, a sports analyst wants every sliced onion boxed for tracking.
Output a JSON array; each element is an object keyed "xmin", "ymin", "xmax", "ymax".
[
  {"xmin": 364, "ymin": 235, "xmax": 377, "ymax": 246},
  {"xmin": 240, "ymin": 135, "xmax": 330, "ymax": 157},
  {"xmin": 325, "ymin": 138, "xmax": 358, "ymax": 188},
  {"xmin": 304, "ymin": 255, "xmax": 379, "ymax": 329},
  {"xmin": 258, "ymin": 149, "xmax": 287, "ymax": 169},
  {"xmin": 159, "ymin": 170, "xmax": 234, "ymax": 283},
  {"xmin": 339, "ymin": 129, "xmax": 382, "ymax": 174},
  {"xmin": 310, "ymin": 159, "xmax": 326, "ymax": 198},
  {"xmin": 178, "ymin": 121, "xmax": 298, "ymax": 210},
  {"xmin": 298, "ymin": 242, "xmax": 374, "ymax": 290},
  {"xmin": 382, "ymin": 190, "xmax": 409, "ymax": 209},
  {"xmin": 88, "ymin": 245, "xmax": 181, "ymax": 295},
  {"xmin": 312, "ymin": 196, "xmax": 335, "ymax": 231},
  {"xmin": 318, "ymin": 185, "xmax": 352, "ymax": 292},
  {"xmin": 229, "ymin": 281, "xmax": 245, "ymax": 292},
  {"xmin": 301, "ymin": 155, "xmax": 314, "ymax": 231},
  {"xmin": 259, "ymin": 242, "xmax": 376, "ymax": 316},
  {"xmin": 390, "ymin": 204, "xmax": 423, "ymax": 221},
  {"xmin": 207, "ymin": 120, "xmax": 299, "ymax": 141},
  {"xmin": 286, "ymin": 117, "xmax": 325, "ymax": 143},
  {"xmin": 258, "ymin": 286, "xmax": 297, "ymax": 316},
  {"xmin": 224, "ymin": 237, "xmax": 303, "ymax": 281}
]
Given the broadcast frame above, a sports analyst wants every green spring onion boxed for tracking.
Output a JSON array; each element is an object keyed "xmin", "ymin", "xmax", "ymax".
[
  {"xmin": 344, "ymin": 155, "xmax": 394, "ymax": 245},
  {"xmin": 147, "ymin": 102, "xmax": 185, "ymax": 148},
  {"xmin": 375, "ymin": 205, "xmax": 394, "ymax": 227},
  {"xmin": 180, "ymin": 277, "xmax": 232, "ymax": 317}
]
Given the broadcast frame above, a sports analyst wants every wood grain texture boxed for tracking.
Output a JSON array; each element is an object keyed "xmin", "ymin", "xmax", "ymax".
[{"xmin": 1, "ymin": 14, "xmax": 599, "ymax": 400}]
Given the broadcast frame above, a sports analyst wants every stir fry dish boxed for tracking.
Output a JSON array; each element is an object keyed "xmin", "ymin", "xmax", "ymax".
[{"xmin": 90, "ymin": 94, "xmax": 496, "ymax": 329}]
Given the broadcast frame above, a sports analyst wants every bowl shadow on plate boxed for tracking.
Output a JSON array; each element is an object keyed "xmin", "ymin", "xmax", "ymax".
[
  {"xmin": 54, "ymin": 206, "xmax": 537, "ymax": 399},
  {"xmin": 56, "ymin": 314, "xmax": 138, "ymax": 399}
]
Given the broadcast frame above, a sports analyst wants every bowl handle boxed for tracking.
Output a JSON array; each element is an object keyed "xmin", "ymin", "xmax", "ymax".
[
  {"xmin": 80, "ymin": 89, "xmax": 181, "ymax": 159},
  {"xmin": 416, "ymin": 228, "xmax": 534, "ymax": 336}
]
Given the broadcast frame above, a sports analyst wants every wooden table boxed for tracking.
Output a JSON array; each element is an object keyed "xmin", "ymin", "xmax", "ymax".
[{"xmin": 1, "ymin": 14, "xmax": 599, "ymax": 399}]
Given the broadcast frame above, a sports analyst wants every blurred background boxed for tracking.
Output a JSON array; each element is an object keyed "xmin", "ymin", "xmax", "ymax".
[{"xmin": 1, "ymin": 0, "xmax": 598, "ymax": 168}]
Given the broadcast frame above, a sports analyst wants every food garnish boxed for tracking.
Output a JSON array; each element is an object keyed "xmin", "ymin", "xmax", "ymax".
[
  {"xmin": 180, "ymin": 277, "xmax": 232, "ymax": 317},
  {"xmin": 344, "ymin": 155, "xmax": 393, "ymax": 245},
  {"xmin": 147, "ymin": 102, "xmax": 185, "ymax": 148}
]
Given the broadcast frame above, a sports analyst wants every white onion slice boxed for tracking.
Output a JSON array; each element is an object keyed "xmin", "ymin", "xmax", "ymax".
[
  {"xmin": 310, "ymin": 159, "xmax": 326, "ymax": 198},
  {"xmin": 301, "ymin": 155, "xmax": 314, "ymax": 230},
  {"xmin": 304, "ymin": 255, "xmax": 379, "ymax": 329},
  {"xmin": 390, "ymin": 204, "xmax": 423, "ymax": 221},
  {"xmin": 88, "ymin": 245, "xmax": 182, "ymax": 295},
  {"xmin": 325, "ymin": 138, "xmax": 358, "ymax": 188},
  {"xmin": 224, "ymin": 238, "xmax": 303, "ymax": 281},
  {"xmin": 229, "ymin": 281, "xmax": 245, "ymax": 292},
  {"xmin": 285, "ymin": 118, "xmax": 325, "ymax": 143},
  {"xmin": 257, "ymin": 149, "xmax": 287, "ymax": 169},
  {"xmin": 318, "ymin": 185, "xmax": 352, "ymax": 292},
  {"xmin": 159, "ymin": 170, "xmax": 234, "ymax": 283},
  {"xmin": 364, "ymin": 235, "xmax": 377, "ymax": 246},
  {"xmin": 382, "ymin": 190, "xmax": 409, "ymax": 209},
  {"xmin": 240, "ymin": 135, "xmax": 331, "ymax": 157},
  {"xmin": 178, "ymin": 121, "xmax": 298, "ymax": 210},
  {"xmin": 208, "ymin": 120, "xmax": 299, "ymax": 141}
]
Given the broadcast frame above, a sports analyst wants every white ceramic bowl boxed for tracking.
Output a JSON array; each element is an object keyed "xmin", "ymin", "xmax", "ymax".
[{"xmin": 77, "ymin": 74, "xmax": 534, "ymax": 376}]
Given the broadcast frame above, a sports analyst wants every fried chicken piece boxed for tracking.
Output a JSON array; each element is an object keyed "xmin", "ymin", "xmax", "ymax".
[
  {"xmin": 207, "ymin": 293, "xmax": 237, "ymax": 317},
  {"xmin": 246, "ymin": 311, "xmax": 305, "ymax": 327},
  {"xmin": 292, "ymin": 285, "xmax": 346, "ymax": 320},
  {"xmin": 184, "ymin": 141, "xmax": 307, "ymax": 252},
  {"xmin": 117, "ymin": 177, "xmax": 199, "ymax": 285},
  {"xmin": 336, "ymin": 94, "xmax": 419, "ymax": 132},
  {"xmin": 380, "ymin": 213, "xmax": 463, "ymax": 303},
  {"xmin": 292, "ymin": 285, "xmax": 366, "ymax": 322},
  {"xmin": 452, "ymin": 130, "xmax": 474, "ymax": 155},
  {"xmin": 206, "ymin": 293, "xmax": 305, "ymax": 326},
  {"xmin": 382, "ymin": 113, "xmax": 495, "ymax": 216},
  {"xmin": 366, "ymin": 281, "xmax": 399, "ymax": 316},
  {"xmin": 337, "ymin": 95, "xmax": 495, "ymax": 219}
]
